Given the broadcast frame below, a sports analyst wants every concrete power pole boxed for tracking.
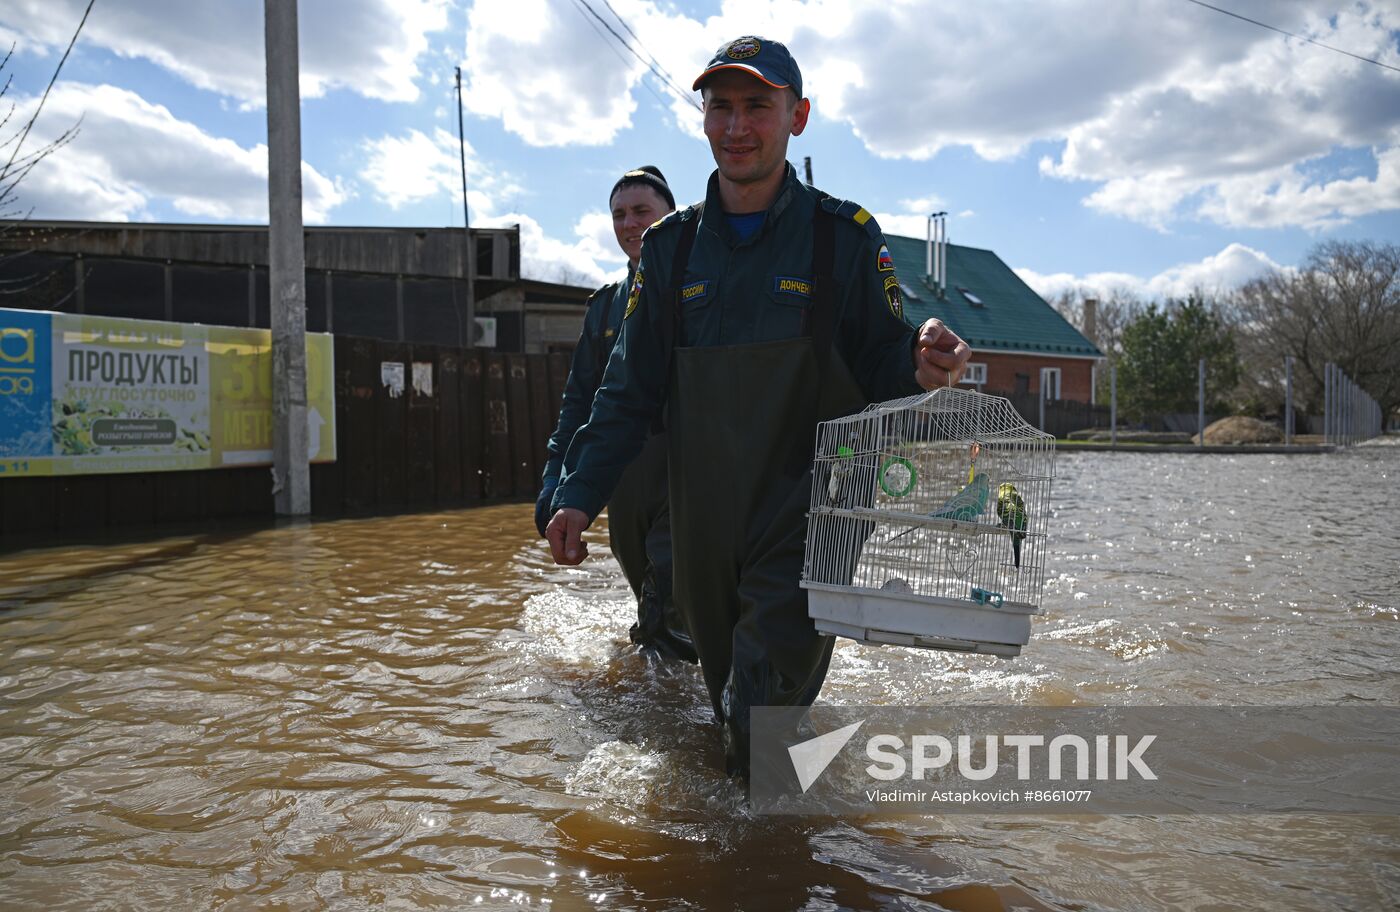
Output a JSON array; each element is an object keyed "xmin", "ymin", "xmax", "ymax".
[
  {"xmin": 265, "ymin": 0, "xmax": 310, "ymax": 515},
  {"xmin": 455, "ymin": 67, "xmax": 476, "ymax": 348}
]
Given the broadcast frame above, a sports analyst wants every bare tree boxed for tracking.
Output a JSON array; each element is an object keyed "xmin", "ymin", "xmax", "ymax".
[
  {"xmin": 1046, "ymin": 285, "xmax": 1144, "ymax": 403},
  {"xmin": 1233, "ymin": 240, "xmax": 1400, "ymax": 419},
  {"xmin": 0, "ymin": 0, "xmax": 95, "ymax": 304}
]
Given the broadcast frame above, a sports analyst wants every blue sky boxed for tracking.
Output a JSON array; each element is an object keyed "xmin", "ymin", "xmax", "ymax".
[{"xmin": 2, "ymin": 0, "xmax": 1397, "ymax": 299}]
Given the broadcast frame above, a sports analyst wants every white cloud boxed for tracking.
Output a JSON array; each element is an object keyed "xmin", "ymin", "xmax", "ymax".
[
  {"xmin": 1197, "ymin": 144, "xmax": 1400, "ymax": 230},
  {"xmin": 0, "ymin": 0, "xmax": 449, "ymax": 105},
  {"xmin": 480, "ymin": 212, "xmax": 627, "ymax": 286},
  {"xmin": 357, "ymin": 128, "xmax": 624, "ymax": 286},
  {"xmin": 463, "ymin": 0, "xmax": 642, "ymax": 146},
  {"xmin": 574, "ymin": 211, "xmax": 628, "ymax": 264},
  {"xmin": 1034, "ymin": 3, "xmax": 1400, "ymax": 229},
  {"xmin": 1015, "ymin": 243, "xmax": 1289, "ymax": 301},
  {"xmin": 358, "ymin": 127, "xmax": 512, "ymax": 217},
  {"xmin": 461, "ymin": 0, "xmax": 727, "ymax": 146},
  {"xmin": 898, "ymin": 196, "xmax": 946, "ymax": 214},
  {"xmin": 13, "ymin": 82, "xmax": 349, "ymax": 222},
  {"xmin": 458, "ymin": 0, "xmax": 1400, "ymax": 230}
]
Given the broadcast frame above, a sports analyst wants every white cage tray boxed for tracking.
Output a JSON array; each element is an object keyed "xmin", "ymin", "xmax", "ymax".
[{"xmin": 803, "ymin": 581, "xmax": 1035, "ymax": 658}]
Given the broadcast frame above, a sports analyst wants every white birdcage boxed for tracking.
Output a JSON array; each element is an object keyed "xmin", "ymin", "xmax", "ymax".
[{"xmin": 802, "ymin": 387, "xmax": 1055, "ymax": 658}]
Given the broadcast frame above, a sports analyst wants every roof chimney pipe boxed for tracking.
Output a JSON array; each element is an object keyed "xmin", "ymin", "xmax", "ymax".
[
  {"xmin": 928, "ymin": 211, "xmax": 946, "ymax": 292},
  {"xmin": 926, "ymin": 215, "xmax": 933, "ymax": 283},
  {"xmin": 939, "ymin": 216, "xmax": 947, "ymax": 299}
]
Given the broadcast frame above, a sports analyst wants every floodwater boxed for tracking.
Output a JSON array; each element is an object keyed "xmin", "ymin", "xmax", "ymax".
[{"xmin": 2, "ymin": 442, "xmax": 1398, "ymax": 911}]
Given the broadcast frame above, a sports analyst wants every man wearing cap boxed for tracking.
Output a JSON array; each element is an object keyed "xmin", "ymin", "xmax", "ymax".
[
  {"xmin": 537, "ymin": 166, "xmax": 695, "ymax": 662},
  {"xmin": 546, "ymin": 37, "xmax": 971, "ymax": 776}
]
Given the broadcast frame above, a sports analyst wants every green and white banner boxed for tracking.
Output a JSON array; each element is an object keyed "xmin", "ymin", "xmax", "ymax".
[{"xmin": 0, "ymin": 308, "xmax": 335, "ymax": 478}]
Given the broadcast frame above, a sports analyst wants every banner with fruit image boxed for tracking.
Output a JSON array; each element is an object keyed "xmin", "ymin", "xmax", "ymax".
[{"xmin": 0, "ymin": 309, "xmax": 335, "ymax": 477}]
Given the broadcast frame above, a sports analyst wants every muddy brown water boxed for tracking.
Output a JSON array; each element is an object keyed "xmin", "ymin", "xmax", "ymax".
[{"xmin": 2, "ymin": 442, "xmax": 1398, "ymax": 910}]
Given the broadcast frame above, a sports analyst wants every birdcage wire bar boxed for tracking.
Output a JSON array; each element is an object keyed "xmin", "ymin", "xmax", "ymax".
[{"xmin": 802, "ymin": 387, "xmax": 1055, "ymax": 656}]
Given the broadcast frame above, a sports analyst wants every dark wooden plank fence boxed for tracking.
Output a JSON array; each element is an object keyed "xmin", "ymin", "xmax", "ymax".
[
  {"xmin": 0, "ymin": 335, "xmax": 569, "ymax": 543},
  {"xmin": 1006, "ymin": 393, "xmax": 1111, "ymax": 439}
]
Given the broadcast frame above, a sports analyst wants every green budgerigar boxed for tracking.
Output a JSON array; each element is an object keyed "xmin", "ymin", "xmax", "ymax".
[{"xmin": 996, "ymin": 482, "xmax": 1028, "ymax": 568}]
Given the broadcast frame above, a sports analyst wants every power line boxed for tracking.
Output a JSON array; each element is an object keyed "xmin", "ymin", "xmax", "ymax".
[
  {"xmin": 565, "ymin": 0, "xmax": 676, "ymax": 113},
  {"xmin": 570, "ymin": 0, "xmax": 702, "ymax": 110},
  {"xmin": 598, "ymin": 0, "xmax": 696, "ymax": 105},
  {"xmin": 1181, "ymin": 0, "xmax": 1400, "ymax": 74}
]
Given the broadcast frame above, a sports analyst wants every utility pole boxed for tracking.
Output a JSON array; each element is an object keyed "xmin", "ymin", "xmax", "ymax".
[
  {"xmin": 264, "ymin": 0, "xmax": 309, "ymax": 515},
  {"xmin": 455, "ymin": 66, "xmax": 476, "ymax": 348},
  {"xmin": 803, "ymin": 156, "xmax": 813, "ymax": 185}
]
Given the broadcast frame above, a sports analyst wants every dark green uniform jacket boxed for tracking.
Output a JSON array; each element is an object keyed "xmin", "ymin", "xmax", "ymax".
[
  {"xmin": 554, "ymin": 164, "xmax": 921, "ymax": 518},
  {"xmin": 542, "ymin": 272, "xmax": 693, "ymax": 661},
  {"xmin": 542, "ymin": 275, "xmax": 627, "ymax": 485}
]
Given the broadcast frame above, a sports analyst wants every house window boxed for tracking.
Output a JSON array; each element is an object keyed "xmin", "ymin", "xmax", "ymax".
[
  {"xmin": 1041, "ymin": 367, "xmax": 1061, "ymax": 400},
  {"xmin": 959, "ymin": 362, "xmax": 987, "ymax": 385},
  {"xmin": 899, "ymin": 282, "xmax": 921, "ymax": 301}
]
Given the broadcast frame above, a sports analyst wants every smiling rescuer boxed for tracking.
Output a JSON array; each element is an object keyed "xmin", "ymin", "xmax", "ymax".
[
  {"xmin": 536, "ymin": 165, "xmax": 696, "ymax": 662},
  {"xmin": 546, "ymin": 36, "xmax": 971, "ymax": 777}
]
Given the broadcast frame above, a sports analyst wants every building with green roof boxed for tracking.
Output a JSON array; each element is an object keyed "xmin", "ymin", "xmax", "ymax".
[{"xmin": 884, "ymin": 232, "xmax": 1102, "ymax": 403}]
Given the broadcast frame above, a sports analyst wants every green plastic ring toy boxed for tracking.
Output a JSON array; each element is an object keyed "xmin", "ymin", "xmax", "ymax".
[{"xmin": 878, "ymin": 456, "xmax": 916, "ymax": 497}]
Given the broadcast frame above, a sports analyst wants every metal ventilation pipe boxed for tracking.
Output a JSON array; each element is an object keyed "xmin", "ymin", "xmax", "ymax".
[
  {"xmin": 926, "ymin": 215, "xmax": 933, "ymax": 283},
  {"xmin": 939, "ymin": 217, "xmax": 948, "ymax": 296},
  {"xmin": 929, "ymin": 210, "xmax": 947, "ymax": 291}
]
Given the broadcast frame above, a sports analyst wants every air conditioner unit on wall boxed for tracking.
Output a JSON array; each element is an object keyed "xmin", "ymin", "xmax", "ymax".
[{"xmin": 473, "ymin": 316, "xmax": 497, "ymax": 348}]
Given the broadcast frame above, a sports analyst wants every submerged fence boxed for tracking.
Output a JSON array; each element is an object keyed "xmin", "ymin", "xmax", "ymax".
[
  {"xmin": 1324, "ymin": 363, "xmax": 1383, "ymax": 447},
  {"xmin": 1, "ymin": 335, "xmax": 572, "ymax": 541}
]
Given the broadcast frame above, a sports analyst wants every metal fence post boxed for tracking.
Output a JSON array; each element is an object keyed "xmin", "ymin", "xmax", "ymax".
[
  {"xmin": 1284, "ymin": 356, "xmax": 1293, "ymax": 446},
  {"xmin": 1110, "ymin": 364, "xmax": 1117, "ymax": 447},
  {"xmin": 1343, "ymin": 372, "xmax": 1351, "ymax": 447},
  {"xmin": 1324, "ymin": 362, "xmax": 1332, "ymax": 445},
  {"xmin": 1198, "ymin": 358, "xmax": 1206, "ymax": 448}
]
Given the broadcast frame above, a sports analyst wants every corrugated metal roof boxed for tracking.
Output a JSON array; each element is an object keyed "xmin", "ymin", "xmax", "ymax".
[{"xmin": 886, "ymin": 233, "xmax": 1102, "ymax": 358}]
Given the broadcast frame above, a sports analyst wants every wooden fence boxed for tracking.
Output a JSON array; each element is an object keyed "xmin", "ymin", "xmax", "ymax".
[
  {"xmin": 0, "ymin": 335, "xmax": 572, "ymax": 543},
  {"xmin": 1005, "ymin": 393, "xmax": 1111, "ymax": 439}
]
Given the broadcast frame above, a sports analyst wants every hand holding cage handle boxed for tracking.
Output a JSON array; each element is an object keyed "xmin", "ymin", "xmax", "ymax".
[{"xmin": 913, "ymin": 318, "xmax": 971, "ymax": 390}]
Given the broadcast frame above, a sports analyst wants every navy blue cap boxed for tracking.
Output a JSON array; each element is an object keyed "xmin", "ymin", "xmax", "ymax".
[{"xmin": 692, "ymin": 36, "xmax": 802, "ymax": 99}]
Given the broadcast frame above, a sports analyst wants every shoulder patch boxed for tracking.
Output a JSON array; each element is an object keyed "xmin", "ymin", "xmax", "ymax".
[
  {"xmin": 883, "ymin": 274, "xmax": 904, "ymax": 321},
  {"xmin": 820, "ymin": 196, "xmax": 884, "ymax": 239},
  {"xmin": 877, "ymin": 244, "xmax": 894, "ymax": 272},
  {"xmin": 624, "ymin": 261, "xmax": 644, "ymax": 319}
]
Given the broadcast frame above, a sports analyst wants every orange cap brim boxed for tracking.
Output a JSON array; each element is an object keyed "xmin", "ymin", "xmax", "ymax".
[{"xmin": 691, "ymin": 63, "xmax": 791, "ymax": 92}]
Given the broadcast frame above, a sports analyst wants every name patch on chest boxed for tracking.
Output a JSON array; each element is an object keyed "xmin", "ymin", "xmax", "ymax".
[
  {"xmin": 773, "ymin": 276, "xmax": 813, "ymax": 299},
  {"xmin": 680, "ymin": 280, "xmax": 710, "ymax": 303}
]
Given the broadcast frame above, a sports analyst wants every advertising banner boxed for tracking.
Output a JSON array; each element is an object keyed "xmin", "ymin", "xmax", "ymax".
[{"xmin": 0, "ymin": 309, "xmax": 335, "ymax": 478}]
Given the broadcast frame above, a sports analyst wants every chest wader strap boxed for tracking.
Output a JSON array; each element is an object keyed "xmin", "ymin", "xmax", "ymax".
[
  {"xmin": 657, "ymin": 205, "xmax": 702, "ymax": 431},
  {"xmin": 783, "ymin": 206, "xmax": 838, "ymax": 477},
  {"xmin": 807, "ymin": 206, "xmax": 837, "ymax": 383}
]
